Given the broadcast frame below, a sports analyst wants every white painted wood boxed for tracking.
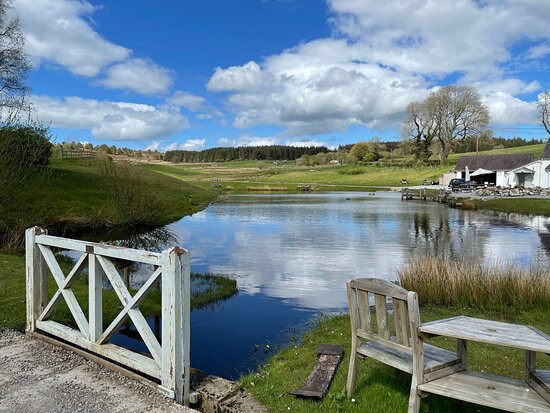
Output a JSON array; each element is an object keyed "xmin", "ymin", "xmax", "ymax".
[
  {"xmin": 38, "ymin": 244, "xmax": 90, "ymax": 339},
  {"xmin": 98, "ymin": 267, "xmax": 161, "ymax": 344},
  {"xmin": 89, "ymin": 254, "xmax": 102, "ymax": 342},
  {"xmin": 36, "ymin": 320, "xmax": 161, "ymax": 379},
  {"xmin": 161, "ymin": 247, "xmax": 190, "ymax": 405},
  {"xmin": 25, "ymin": 227, "xmax": 44, "ymax": 332},
  {"xmin": 346, "ymin": 282, "xmax": 359, "ymax": 398},
  {"xmin": 35, "ymin": 234, "xmax": 161, "ymax": 265},
  {"xmin": 26, "ymin": 229, "xmax": 191, "ymax": 405},
  {"xmin": 97, "ymin": 255, "xmax": 161, "ymax": 364}
]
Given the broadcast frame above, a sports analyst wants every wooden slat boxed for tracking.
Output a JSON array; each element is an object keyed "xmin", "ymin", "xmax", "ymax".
[
  {"xmin": 374, "ymin": 294, "xmax": 389, "ymax": 339},
  {"xmin": 36, "ymin": 320, "xmax": 160, "ymax": 379},
  {"xmin": 26, "ymin": 227, "xmax": 46, "ymax": 332},
  {"xmin": 89, "ymin": 254, "xmax": 102, "ymax": 342},
  {"xmin": 357, "ymin": 290, "xmax": 371, "ymax": 332},
  {"xmin": 419, "ymin": 317, "xmax": 550, "ymax": 353},
  {"xmin": 357, "ymin": 338, "xmax": 460, "ymax": 374},
  {"xmin": 529, "ymin": 370, "xmax": 550, "ymax": 404},
  {"xmin": 393, "ymin": 298, "xmax": 409, "ymax": 346},
  {"xmin": 408, "ymin": 290, "xmax": 424, "ymax": 413},
  {"xmin": 98, "ymin": 267, "xmax": 161, "ymax": 344},
  {"xmin": 35, "ymin": 234, "xmax": 161, "ymax": 265},
  {"xmin": 38, "ymin": 245, "xmax": 90, "ymax": 339},
  {"xmin": 418, "ymin": 371, "xmax": 550, "ymax": 413},
  {"xmin": 97, "ymin": 255, "xmax": 161, "ymax": 364},
  {"xmin": 350, "ymin": 278, "xmax": 408, "ymax": 300},
  {"xmin": 356, "ymin": 329, "xmax": 412, "ymax": 355}
]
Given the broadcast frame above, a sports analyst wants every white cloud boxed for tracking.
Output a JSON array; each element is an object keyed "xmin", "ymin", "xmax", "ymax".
[
  {"xmin": 146, "ymin": 139, "xmax": 206, "ymax": 152},
  {"xmin": 218, "ymin": 136, "xmax": 278, "ymax": 147},
  {"xmin": 15, "ymin": 0, "xmax": 130, "ymax": 76},
  {"xmin": 285, "ymin": 140, "xmax": 326, "ymax": 147},
  {"xmin": 207, "ymin": 61, "xmax": 268, "ymax": 91},
  {"xmin": 97, "ymin": 58, "xmax": 173, "ymax": 95},
  {"xmin": 167, "ymin": 91, "xmax": 206, "ymax": 111},
  {"xmin": 207, "ymin": 0, "xmax": 550, "ymax": 136},
  {"xmin": 32, "ymin": 95, "xmax": 189, "ymax": 141}
]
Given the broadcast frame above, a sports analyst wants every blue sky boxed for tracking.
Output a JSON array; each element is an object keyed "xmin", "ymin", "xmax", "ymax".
[{"xmin": 15, "ymin": 0, "xmax": 550, "ymax": 150}]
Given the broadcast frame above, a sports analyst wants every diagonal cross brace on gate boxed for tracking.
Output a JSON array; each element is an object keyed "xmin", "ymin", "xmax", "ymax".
[{"xmin": 25, "ymin": 227, "xmax": 191, "ymax": 405}]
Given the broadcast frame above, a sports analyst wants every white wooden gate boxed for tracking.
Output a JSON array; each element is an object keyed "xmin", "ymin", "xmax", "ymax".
[{"xmin": 25, "ymin": 226, "xmax": 191, "ymax": 404}]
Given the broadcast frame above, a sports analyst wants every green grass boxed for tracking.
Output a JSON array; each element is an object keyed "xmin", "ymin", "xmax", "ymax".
[
  {"xmin": 467, "ymin": 198, "xmax": 550, "ymax": 216},
  {"xmin": 0, "ymin": 251, "xmax": 237, "ymax": 331},
  {"xmin": 142, "ymin": 162, "xmax": 449, "ymax": 189},
  {"xmin": 446, "ymin": 143, "xmax": 546, "ymax": 161},
  {"xmin": 0, "ymin": 158, "xmax": 217, "ymax": 249},
  {"xmin": 242, "ymin": 306, "xmax": 550, "ymax": 413}
]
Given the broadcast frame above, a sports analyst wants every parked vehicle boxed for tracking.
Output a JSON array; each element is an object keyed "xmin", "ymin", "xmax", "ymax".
[{"xmin": 449, "ymin": 178, "xmax": 477, "ymax": 191}]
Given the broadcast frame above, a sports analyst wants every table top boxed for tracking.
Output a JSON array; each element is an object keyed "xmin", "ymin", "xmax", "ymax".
[{"xmin": 419, "ymin": 316, "xmax": 550, "ymax": 353}]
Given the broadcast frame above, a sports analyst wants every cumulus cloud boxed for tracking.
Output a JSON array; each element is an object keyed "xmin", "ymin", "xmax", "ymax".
[
  {"xmin": 218, "ymin": 136, "xmax": 278, "ymax": 147},
  {"xmin": 97, "ymin": 58, "xmax": 173, "ymax": 95},
  {"xmin": 32, "ymin": 95, "xmax": 189, "ymax": 141},
  {"xmin": 14, "ymin": 0, "xmax": 129, "ymax": 76},
  {"xmin": 285, "ymin": 140, "xmax": 326, "ymax": 147},
  {"xmin": 167, "ymin": 91, "xmax": 206, "ymax": 111},
  {"xmin": 146, "ymin": 139, "xmax": 206, "ymax": 152},
  {"xmin": 207, "ymin": 0, "xmax": 550, "ymax": 135}
]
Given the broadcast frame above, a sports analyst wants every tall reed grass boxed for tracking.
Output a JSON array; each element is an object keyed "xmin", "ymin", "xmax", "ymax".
[{"xmin": 398, "ymin": 256, "xmax": 550, "ymax": 310}]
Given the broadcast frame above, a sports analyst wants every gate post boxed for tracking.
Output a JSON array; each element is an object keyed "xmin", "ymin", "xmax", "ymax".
[
  {"xmin": 26, "ymin": 226, "xmax": 46, "ymax": 332},
  {"xmin": 161, "ymin": 247, "xmax": 191, "ymax": 405}
]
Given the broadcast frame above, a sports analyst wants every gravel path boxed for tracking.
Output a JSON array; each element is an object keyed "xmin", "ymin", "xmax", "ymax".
[{"xmin": 0, "ymin": 329, "xmax": 197, "ymax": 413}]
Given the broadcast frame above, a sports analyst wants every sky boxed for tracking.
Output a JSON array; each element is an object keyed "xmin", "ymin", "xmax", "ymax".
[{"xmin": 14, "ymin": 0, "xmax": 550, "ymax": 151}]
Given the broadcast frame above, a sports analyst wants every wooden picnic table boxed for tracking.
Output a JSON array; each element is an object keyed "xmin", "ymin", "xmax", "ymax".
[{"xmin": 415, "ymin": 316, "xmax": 550, "ymax": 413}]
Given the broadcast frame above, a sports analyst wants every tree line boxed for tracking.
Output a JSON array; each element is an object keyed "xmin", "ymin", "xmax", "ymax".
[{"xmin": 164, "ymin": 145, "xmax": 329, "ymax": 163}]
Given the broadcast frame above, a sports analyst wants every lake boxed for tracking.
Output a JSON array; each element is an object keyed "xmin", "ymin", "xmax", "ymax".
[{"xmin": 109, "ymin": 192, "xmax": 550, "ymax": 379}]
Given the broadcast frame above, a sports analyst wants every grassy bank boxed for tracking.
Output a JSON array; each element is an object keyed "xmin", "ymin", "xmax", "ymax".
[
  {"xmin": 242, "ymin": 258, "xmax": 550, "ymax": 413},
  {"xmin": 0, "ymin": 251, "xmax": 237, "ymax": 331},
  {"xmin": 463, "ymin": 197, "xmax": 550, "ymax": 216},
  {"xmin": 0, "ymin": 158, "xmax": 217, "ymax": 248}
]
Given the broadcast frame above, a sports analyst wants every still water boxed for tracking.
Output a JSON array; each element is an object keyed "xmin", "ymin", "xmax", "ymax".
[{"xmin": 110, "ymin": 192, "xmax": 550, "ymax": 379}]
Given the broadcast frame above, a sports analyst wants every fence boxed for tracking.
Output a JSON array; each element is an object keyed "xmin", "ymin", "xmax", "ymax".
[
  {"xmin": 60, "ymin": 149, "xmax": 96, "ymax": 158},
  {"xmin": 25, "ymin": 227, "xmax": 191, "ymax": 404}
]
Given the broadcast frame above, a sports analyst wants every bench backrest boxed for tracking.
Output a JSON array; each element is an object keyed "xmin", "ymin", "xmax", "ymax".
[{"xmin": 347, "ymin": 278, "xmax": 420, "ymax": 353}]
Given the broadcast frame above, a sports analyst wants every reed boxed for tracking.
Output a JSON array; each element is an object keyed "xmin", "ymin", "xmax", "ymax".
[{"xmin": 398, "ymin": 256, "xmax": 550, "ymax": 310}]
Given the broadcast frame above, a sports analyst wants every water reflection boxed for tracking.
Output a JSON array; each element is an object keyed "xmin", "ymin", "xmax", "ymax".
[{"xmin": 110, "ymin": 192, "xmax": 550, "ymax": 378}]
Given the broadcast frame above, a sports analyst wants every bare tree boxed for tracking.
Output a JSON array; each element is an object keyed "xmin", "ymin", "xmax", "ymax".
[
  {"xmin": 537, "ymin": 91, "xmax": 550, "ymax": 136},
  {"xmin": 425, "ymin": 85, "xmax": 490, "ymax": 161},
  {"xmin": 0, "ymin": 0, "xmax": 31, "ymax": 122},
  {"xmin": 402, "ymin": 101, "xmax": 436, "ymax": 161}
]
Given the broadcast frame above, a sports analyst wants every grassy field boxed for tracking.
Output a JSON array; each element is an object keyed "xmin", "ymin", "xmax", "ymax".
[
  {"xmin": 142, "ymin": 162, "xmax": 450, "ymax": 189},
  {"xmin": 465, "ymin": 198, "xmax": 550, "ymax": 216},
  {"xmin": 445, "ymin": 143, "xmax": 546, "ymax": 161},
  {"xmin": 242, "ymin": 306, "xmax": 550, "ymax": 413},
  {"xmin": 0, "ymin": 251, "xmax": 237, "ymax": 331}
]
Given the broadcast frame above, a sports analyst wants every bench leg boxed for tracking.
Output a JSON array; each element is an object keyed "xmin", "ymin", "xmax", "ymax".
[
  {"xmin": 408, "ymin": 381, "xmax": 421, "ymax": 413},
  {"xmin": 346, "ymin": 349, "xmax": 359, "ymax": 398}
]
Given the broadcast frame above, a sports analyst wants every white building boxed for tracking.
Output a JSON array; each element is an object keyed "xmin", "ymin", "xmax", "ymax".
[{"xmin": 455, "ymin": 142, "xmax": 550, "ymax": 188}]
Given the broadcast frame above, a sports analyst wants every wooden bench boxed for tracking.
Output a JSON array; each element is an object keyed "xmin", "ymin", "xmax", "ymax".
[{"xmin": 346, "ymin": 278, "xmax": 463, "ymax": 398}]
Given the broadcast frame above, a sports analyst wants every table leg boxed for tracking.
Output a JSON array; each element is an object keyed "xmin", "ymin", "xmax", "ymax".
[
  {"xmin": 525, "ymin": 350, "xmax": 536, "ymax": 382},
  {"xmin": 457, "ymin": 339, "xmax": 467, "ymax": 369}
]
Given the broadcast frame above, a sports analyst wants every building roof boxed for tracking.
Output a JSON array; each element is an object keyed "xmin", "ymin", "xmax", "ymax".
[
  {"xmin": 542, "ymin": 141, "xmax": 550, "ymax": 160},
  {"xmin": 455, "ymin": 154, "xmax": 534, "ymax": 172}
]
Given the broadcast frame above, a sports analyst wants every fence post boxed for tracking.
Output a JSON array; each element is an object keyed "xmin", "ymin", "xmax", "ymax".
[
  {"xmin": 161, "ymin": 247, "xmax": 190, "ymax": 405},
  {"xmin": 89, "ymin": 253, "xmax": 102, "ymax": 341},
  {"xmin": 26, "ymin": 226, "xmax": 45, "ymax": 332}
]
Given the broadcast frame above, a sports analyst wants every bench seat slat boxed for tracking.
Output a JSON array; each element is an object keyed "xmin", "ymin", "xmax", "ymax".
[{"xmin": 356, "ymin": 337, "xmax": 461, "ymax": 374}]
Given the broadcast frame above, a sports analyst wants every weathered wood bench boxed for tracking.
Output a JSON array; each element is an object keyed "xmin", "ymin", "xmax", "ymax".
[{"xmin": 346, "ymin": 278, "xmax": 463, "ymax": 398}]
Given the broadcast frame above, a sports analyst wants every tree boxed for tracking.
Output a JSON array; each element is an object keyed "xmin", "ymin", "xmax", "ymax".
[
  {"xmin": 402, "ymin": 101, "xmax": 436, "ymax": 161},
  {"xmin": 426, "ymin": 86, "xmax": 490, "ymax": 161},
  {"xmin": 0, "ymin": 1, "xmax": 31, "ymax": 122},
  {"xmin": 537, "ymin": 91, "xmax": 550, "ymax": 136}
]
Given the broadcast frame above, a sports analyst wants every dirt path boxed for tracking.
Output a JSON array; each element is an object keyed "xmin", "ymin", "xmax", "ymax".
[{"xmin": 0, "ymin": 330, "xmax": 197, "ymax": 413}]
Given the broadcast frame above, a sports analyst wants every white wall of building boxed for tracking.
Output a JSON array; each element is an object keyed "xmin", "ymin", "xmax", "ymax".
[{"xmin": 505, "ymin": 160, "xmax": 550, "ymax": 188}]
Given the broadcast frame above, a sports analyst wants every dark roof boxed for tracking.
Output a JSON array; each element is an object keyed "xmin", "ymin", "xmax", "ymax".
[
  {"xmin": 542, "ymin": 141, "xmax": 550, "ymax": 160},
  {"xmin": 455, "ymin": 154, "xmax": 534, "ymax": 172}
]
